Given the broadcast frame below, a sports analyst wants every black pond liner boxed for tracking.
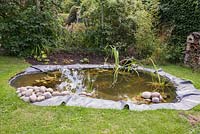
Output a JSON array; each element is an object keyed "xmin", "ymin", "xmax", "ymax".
[{"xmin": 9, "ymin": 64, "xmax": 200, "ymax": 111}]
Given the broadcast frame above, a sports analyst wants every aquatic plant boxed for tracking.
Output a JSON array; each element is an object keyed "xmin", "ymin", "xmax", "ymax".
[
  {"xmin": 120, "ymin": 57, "xmax": 140, "ymax": 77},
  {"xmin": 148, "ymin": 58, "xmax": 172, "ymax": 92},
  {"xmin": 111, "ymin": 46, "xmax": 120, "ymax": 84},
  {"xmin": 111, "ymin": 46, "xmax": 140, "ymax": 84},
  {"xmin": 85, "ymin": 72, "xmax": 96, "ymax": 92}
]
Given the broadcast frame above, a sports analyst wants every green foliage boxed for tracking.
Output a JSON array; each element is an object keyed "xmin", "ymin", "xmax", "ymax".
[
  {"xmin": 148, "ymin": 42, "xmax": 168, "ymax": 65},
  {"xmin": 59, "ymin": 0, "xmax": 157, "ymax": 60},
  {"xmin": 0, "ymin": 0, "xmax": 158, "ymax": 59},
  {"xmin": 111, "ymin": 46, "xmax": 139, "ymax": 84},
  {"xmin": 133, "ymin": 2, "xmax": 156, "ymax": 59},
  {"xmin": 111, "ymin": 46, "xmax": 120, "ymax": 84},
  {"xmin": 80, "ymin": 0, "xmax": 156, "ymax": 58},
  {"xmin": 148, "ymin": 58, "xmax": 171, "ymax": 92},
  {"xmin": 61, "ymin": 0, "xmax": 81, "ymax": 13},
  {"xmin": 82, "ymin": 0, "xmax": 136, "ymax": 51},
  {"xmin": 159, "ymin": 0, "xmax": 200, "ymax": 62},
  {"xmin": 0, "ymin": 0, "xmax": 64, "ymax": 57},
  {"xmin": 80, "ymin": 57, "xmax": 89, "ymax": 63},
  {"xmin": 142, "ymin": 0, "xmax": 160, "ymax": 27},
  {"xmin": 33, "ymin": 51, "xmax": 50, "ymax": 64},
  {"xmin": 165, "ymin": 45, "xmax": 184, "ymax": 63}
]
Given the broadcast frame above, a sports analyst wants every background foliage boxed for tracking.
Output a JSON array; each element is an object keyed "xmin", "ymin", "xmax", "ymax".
[
  {"xmin": 63, "ymin": 0, "xmax": 156, "ymax": 59},
  {"xmin": 159, "ymin": 0, "xmax": 200, "ymax": 63},
  {"xmin": 1, "ymin": 0, "xmax": 200, "ymax": 64},
  {"xmin": 0, "ymin": 0, "xmax": 63, "ymax": 57}
]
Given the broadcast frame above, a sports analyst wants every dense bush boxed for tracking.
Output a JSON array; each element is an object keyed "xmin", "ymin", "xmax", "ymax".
[
  {"xmin": 78, "ymin": 0, "xmax": 156, "ymax": 59},
  {"xmin": 0, "ymin": 0, "xmax": 159, "ymax": 60},
  {"xmin": 159, "ymin": 0, "xmax": 200, "ymax": 62},
  {"xmin": 0, "ymin": 0, "xmax": 63, "ymax": 57},
  {"xmin": 61, "ymin": 0, "xmax": 81, "ymax": 13},
  {"xmin": 142, "ymin": 0, "xmax": 160, "ymax": 27}
]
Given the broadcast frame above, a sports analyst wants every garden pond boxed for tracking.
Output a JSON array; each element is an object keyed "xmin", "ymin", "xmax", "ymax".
[
  {"xmin": 9, "ymin": 65, "xmax": 200, "ymax": 110},
  {"xmin": 11, "ymin": 68, "xmax": 176, "ymax": 104}
]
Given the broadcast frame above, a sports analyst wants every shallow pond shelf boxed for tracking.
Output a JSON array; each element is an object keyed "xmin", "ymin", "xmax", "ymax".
[{"xmin": 9, "ymin": 64, "xmax": 200, "ymax": 111}]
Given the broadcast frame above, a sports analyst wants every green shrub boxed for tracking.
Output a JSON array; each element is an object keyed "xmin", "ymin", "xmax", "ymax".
[
  {"xmin": 133, "ymin": 2, "xmax": 156, "ymax": 59},
  {"xmin": 82, "ymin": 0, "xmax": 137, "ymax": 51},
  {"xmin": 159, "ymin": 0, "xmax": 200, "ymax": 62},
  {"xmin": 80, "ymin": 0, "xmax": 156, "ymax": 59},
  {"xmin": 142, "ymin": 0, "xmax": 160, "ymax": 27},
  {"xmin": 61, "ymin": 0, "xmax": 81, "ymax": 13},
  {"xmin": 0, "ymin": 0, "xmax": 63, "ymax": 57},
  {"xmin": 165, "ymin": 45, "xmax": 184, "ymax": 63}
]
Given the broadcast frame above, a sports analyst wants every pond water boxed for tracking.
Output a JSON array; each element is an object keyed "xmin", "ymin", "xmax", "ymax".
[
  {"xmin": 11, "ymin": 71, "xmax": 61, "ymax": 88},
  {"xmin": 11, "ymin": 69, "xmax": 176, "ymax": 103}
]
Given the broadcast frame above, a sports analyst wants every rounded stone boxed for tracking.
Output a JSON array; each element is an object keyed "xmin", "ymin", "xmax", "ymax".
[
  {"xmin": 26, "ymin": 86, "xmax": 33, "ymax": 89},
  {"xmin": 46, "ymin": 88, "xmax": 54, "ymax": 93},
  {"xmin": 36, "ymin": 92, "xmax": 43, "ymax": 97},
  {"xmin": 34, "ymin": 88, "xmax": 40, "ymax": 93},
  {"xmin": 29, "ymin": 94, "xmax": 37, "ymax": 102},
  {"xmin": 33, "ymin": 86, "xmax": 38, "ymax": 88},
  {"xmin": 16, "ymin": 90, "xmax": 21, "ymax": 94},
  {"xmin": 25, "ymin": 89, "xmax": 33, "ymax": 97},
  {"xmin": 21, "ymin": 96, "xmax": 30, "ymax": 102},
  {"xmin": 21, "ymin": 91, "xmax": 26, "ymax": 96},
  {"xmin": 43, "ymin": 92, "xmax": 52, "ymax": 99},
  {"xmin": 61, "ymin": 91, "xmax": 70, "ymax": 96},
  {"xmin": 19, "ymin": 87, "xmax": 27, "ymax": 92},
  {"xmin": 151, "ymin": 92, "xmax": 161, "ymax": 98},
  {"xmin": 52, "ymin": 91, "xmax": 61, "ymax": 96},
  {"xmin": 18, "ymin": 93, "xmax": 22, "ymax": 97},
  {"xmin": 141, "ymin": 92, "xmax": 152, "ymax": 99},
  {"xmin": 152, "ymin": 97, "xmax": 160, "ymax": 103},
  {"xmin": 40, "ymin": 86, "xmax": 46, "ymax": 93},
  {"xmin": 37, "ymin": 95, "xmax": 45, "ymax": 102},
  {"xmin": 33, "ymin": 86, "xmax": 40, "ymax": 91}
]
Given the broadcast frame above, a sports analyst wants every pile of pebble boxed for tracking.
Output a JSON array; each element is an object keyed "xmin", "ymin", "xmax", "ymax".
[
  {"xmin": 141, "ymin": 91, "xmax": 163, "ymax": 103},
  {"xmin": 16, "ymin": 86, "xmax": 71, "ymax": 103}
]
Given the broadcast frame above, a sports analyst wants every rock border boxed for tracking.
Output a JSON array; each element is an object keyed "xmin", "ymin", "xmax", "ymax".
[{"xmin": 9, "ymin": 64, "xmax": 200, "ymax": 111}]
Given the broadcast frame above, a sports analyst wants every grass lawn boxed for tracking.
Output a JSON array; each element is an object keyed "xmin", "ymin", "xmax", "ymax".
[{"xmin": 0, "ymin": 56, "xmax": 200, "ymax": 134}]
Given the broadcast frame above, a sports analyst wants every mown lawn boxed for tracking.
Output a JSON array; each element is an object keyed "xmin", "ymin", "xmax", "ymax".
[{"xmin": 0, "ymin": 56, "xmax": 200, "ymax": 134}]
